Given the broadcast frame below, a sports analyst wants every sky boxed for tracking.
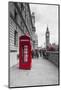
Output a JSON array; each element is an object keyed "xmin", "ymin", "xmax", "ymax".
[{"xmin": 30, "ymin": 4, "xmax": 58, "ymax": 47}]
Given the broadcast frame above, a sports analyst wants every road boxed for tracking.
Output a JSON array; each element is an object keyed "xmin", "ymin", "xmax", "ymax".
[{"xmin": 10, "ymin": 57, "xmax": 58, "ymax": 87}]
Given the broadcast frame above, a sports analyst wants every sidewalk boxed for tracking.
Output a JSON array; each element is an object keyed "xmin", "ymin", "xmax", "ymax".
[{"xmin": 10, "ymin": 57, "xmax": 58, "ymax": 87}]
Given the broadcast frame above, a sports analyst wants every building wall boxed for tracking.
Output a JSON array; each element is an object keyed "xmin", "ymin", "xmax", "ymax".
[
  {"xmin": 31, "ymin": 13, "xmax": 38, "ymax": 50},
  {"xmin": 9, "ymin": 15, "xmax": 23, "ymax": 67},
  {"xmin": 32, "ymin": 31, "xmax": 38, "ymax": 50},
  {"xmin": 9, "ymin": 17, "xmax": 19, "ymax": 67},
  {"xmin": 9, "ymin": 2, "xmax": 34, "ymax": 67}
]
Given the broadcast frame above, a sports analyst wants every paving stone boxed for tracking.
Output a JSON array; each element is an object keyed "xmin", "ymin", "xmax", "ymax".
[{"xmin": 10, "ymin": 57, "xmax": 58, "ymax": 87}]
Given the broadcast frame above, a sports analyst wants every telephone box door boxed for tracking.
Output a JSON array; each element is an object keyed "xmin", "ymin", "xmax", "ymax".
[{"xmin": 19, "ymin": 35, "xmax": 32, "ymax": 69}]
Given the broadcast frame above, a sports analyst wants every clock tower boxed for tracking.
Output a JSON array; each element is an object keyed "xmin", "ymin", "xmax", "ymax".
[{"xmin": 46, "ymin": 26, "xmax": 50, "ymax": 48}]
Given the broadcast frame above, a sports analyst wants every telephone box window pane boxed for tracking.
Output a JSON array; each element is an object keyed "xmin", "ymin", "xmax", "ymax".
[{"xmin": 22, "ymin": 45, "xmax": 28, "ymax": 63}]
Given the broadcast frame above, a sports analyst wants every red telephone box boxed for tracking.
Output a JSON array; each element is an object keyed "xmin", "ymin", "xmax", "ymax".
[{"xmin": 19, "ymin": 35, "xmax": 32, "ymax": 70}]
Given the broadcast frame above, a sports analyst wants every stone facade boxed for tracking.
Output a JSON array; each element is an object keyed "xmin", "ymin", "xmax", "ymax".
[
  {"xmin": 9, "ymin": 2, "xmax": 35, "ymax": 67},
  {"xmin": 31, "ymin": 12, "xmax": 38, "ymax": 50}
]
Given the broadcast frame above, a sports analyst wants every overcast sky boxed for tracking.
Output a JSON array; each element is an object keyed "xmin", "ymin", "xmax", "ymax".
[{"xmin": 30, "ymin": 4, "xmax": 58, "ymax": 47}]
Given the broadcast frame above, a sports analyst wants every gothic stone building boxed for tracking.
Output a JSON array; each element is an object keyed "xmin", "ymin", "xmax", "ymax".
[{"xmin": 31, "ymin": 12, "xmax": 38, "ymax": 50}]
